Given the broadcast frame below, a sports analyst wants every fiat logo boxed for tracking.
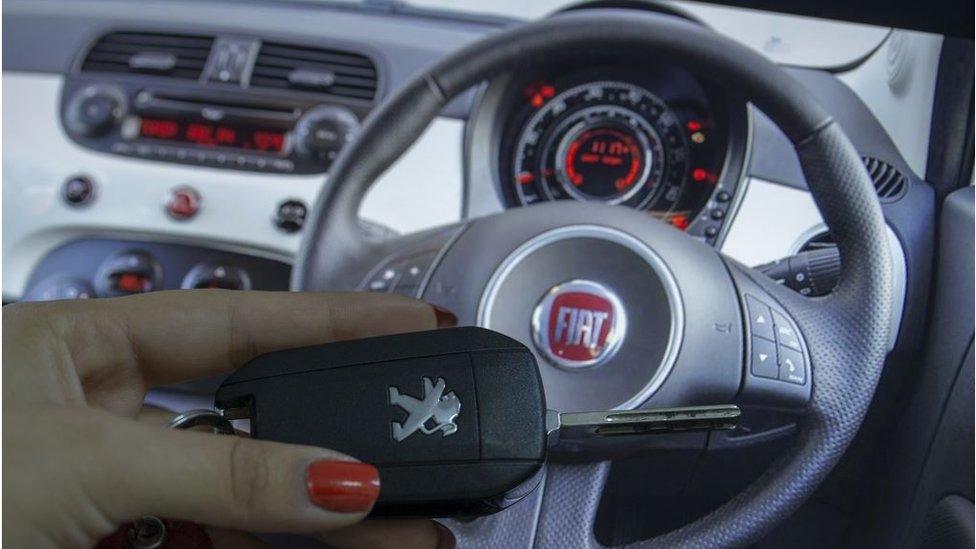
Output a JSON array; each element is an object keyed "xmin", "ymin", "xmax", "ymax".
[{"xmin": 531, "ymin": 279, "xmax": 627, "ymax": 369}]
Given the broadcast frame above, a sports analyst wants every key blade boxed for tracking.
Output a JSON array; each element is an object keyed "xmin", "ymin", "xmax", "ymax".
[{"xmin": 552, "ymin": 404, "xmax": 741, "ymax": 443}]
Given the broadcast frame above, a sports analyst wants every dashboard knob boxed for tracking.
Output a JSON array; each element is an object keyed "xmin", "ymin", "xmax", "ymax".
[
  {"xmin": 294, "ymin": 105, "xmax": 359, "ymax": 162},
  {"xmin": 65, "ymin": 84, "xmax": 128, "ymax": 137}
]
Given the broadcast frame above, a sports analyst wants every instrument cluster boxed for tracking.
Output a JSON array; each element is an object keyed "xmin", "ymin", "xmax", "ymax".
[{"xmin": 490, "ymin": 64, "xmax": 746, "ymax": 243}]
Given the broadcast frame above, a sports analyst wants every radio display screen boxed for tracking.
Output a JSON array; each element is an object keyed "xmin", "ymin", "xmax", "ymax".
[{"xmin": 138, "ymin": 117, "xmax": 286, "ymax": 153}]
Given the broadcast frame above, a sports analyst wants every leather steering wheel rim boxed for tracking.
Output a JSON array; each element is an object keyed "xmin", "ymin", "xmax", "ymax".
[{"xmin": 294, "ymin": 10, "xmax": 894, "ymax": 547}]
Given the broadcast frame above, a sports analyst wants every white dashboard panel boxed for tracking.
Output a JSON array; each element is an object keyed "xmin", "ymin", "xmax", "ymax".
[
  {"xmin": 721, "ymin": 178, "xmax": 825, "ymax": 266},
  {"xmin": 838, "ymin": 30, "xmax": 943, "ymax": 176},
  {"xmin": 1, "ymin": 72, "xmax": 463, "ymax": 300}
]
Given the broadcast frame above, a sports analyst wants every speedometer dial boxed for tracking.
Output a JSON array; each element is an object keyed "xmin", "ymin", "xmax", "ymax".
[{"xmin": 513, "ymin": 81, "xmax": 688, "ymax": 212}]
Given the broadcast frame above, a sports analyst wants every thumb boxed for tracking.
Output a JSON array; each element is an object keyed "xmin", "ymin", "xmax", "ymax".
[{"xmin": 87, "ymin": 414, "xmax": 379, "ymax": 535}]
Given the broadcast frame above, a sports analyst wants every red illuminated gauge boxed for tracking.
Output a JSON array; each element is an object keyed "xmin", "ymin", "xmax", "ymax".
[
  {"xmin": 512, "ymin": 81, "xmax": 687, "ymax": 212},
  {"xmin": 556, "ymin": 124, "xmax": 651, "ymax": 204}
]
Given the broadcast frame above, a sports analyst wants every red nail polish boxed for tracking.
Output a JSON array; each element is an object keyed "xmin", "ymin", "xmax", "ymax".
[
  {"xmin": 431, "ymin": 305, "xmax": 457, "ymax": 328},
  {"xmin": 434, "ymin": 521, "xmax": 456, "ymax": 549},
  {"xmin": 306, "ymin": 460, "xmax": 380, "ymax": 513}
]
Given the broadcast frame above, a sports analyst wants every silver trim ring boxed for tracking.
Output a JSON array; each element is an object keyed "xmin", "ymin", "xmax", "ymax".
[{"xmin": 477, "ymin": 224, "xmax": 685, "ymax": 410}]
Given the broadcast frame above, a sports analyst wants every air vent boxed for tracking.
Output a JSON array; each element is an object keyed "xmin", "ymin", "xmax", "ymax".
[
  {"xmin": 862, "ymin": 156, "xmax": 909, "ymax": 202},
  {"xmin": 81, "ymin": 32, "xmax": 214, "ymax": 80},
  {"xmin": 250, "ymin": 42, "xmax": 378, "ymax": 101}
]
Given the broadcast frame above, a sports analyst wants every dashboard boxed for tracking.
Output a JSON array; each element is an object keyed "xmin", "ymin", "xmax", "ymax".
[{"xmin": 2, "ymin": 0, "xmax": 940, "ymax": 360}]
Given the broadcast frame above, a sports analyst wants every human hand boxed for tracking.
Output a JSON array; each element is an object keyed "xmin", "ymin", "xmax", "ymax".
[{"xmin": 3, "ymin": 290, "xmax": 456, "ymax": 548}]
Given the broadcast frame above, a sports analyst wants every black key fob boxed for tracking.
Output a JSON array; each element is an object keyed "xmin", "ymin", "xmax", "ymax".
[{"xmin": 214, "ymin": 327, "xmax": 547, "ymax": 517}]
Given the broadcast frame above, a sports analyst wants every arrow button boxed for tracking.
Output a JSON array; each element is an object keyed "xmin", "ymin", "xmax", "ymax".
[
  {"xmin": 778, "ymin": 347, "xmax": 806, "ymax": 385},
  {"xmin": 745, "ymin": 295, "xmax": 776, "ymax": 341},
  {"xmin": 750, "ymin": 336, "xmax": 778, "ymax": 379}
]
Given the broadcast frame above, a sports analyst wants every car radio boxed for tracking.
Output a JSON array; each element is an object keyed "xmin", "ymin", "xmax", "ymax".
[{"xmin": 61, "ymin": 78, "xmax": 364, "ymax": 174}]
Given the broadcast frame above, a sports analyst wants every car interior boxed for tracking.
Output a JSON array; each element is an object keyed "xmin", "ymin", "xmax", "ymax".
[{"xmin": 2, "ymin": 0, "xmax": 973, "ymax": 547}]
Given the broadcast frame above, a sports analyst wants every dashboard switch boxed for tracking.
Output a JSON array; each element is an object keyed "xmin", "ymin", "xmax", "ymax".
[
  {"xmin": 166, "ymin": 186, "xmax": 201, "ymax": 220},
  {"xmin": 63, "ymin": 176, "xmax": 96, "ymax": 206},
  {"xmin": 295, "ymin": 105, "xmax": 360, "ymax": 162},
  {"xmin": 274, "ymin": 200, "xmax": 308, "ymax": 233},
  {"xmin": 64, "ymin": 84, "xmax": 127, "ymax": 137}
]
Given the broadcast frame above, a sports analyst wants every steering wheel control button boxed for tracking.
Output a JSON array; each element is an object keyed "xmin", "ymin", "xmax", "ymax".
[
  {"xmin": 274, "ymin": 200, "xmax": 308, "ymax": 233},
  {"xmin": 62, "ymin": 176, "xmax": 96, "ymax": 206},
  {"xmin": 531, "ymin": 279, "xmax": 626, "ymax": 370},
  {"xmin": 390, "ymin": 252, "xmax": 438, "ymax": 297},
  {"xmin": 750, "ymin": 336, "xmax": 778, "ymax": 379},
  {"xmin": 362, "ymin": 250, "xmax": 440, "ymax": 296},
  {"xmin": 165, "ymin": 186, "xmax": 201, "ymax": 220},
  {"xmin": 95, "ymin": 250, "xmax": 162, "ymax": 297},
  {"xmin": 771, "ymin": 310, "xmax": 802, "ymax": 351},
  {"xmin": 778, "ymin": 347, "xmax": 806, "ymax": 385},
  {"xmin": 215, "ymin": 327, "xmax": 739, "ymax": 518},
  {"xmin": 745, "ymin": 295, "xmax": 775, "ymax": 341}
]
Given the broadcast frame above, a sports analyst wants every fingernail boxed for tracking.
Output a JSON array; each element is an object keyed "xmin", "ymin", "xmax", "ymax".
[
  {"xmin": 431, "ymin": 305, "xmax": 457, "ymax": 328},
  {"xmin": 434, "ymin": 522, "xmax": 456, "ymax": 549},
  {"xmin": 306, "ymin": 460, "xmax": 380, "ymax": 513}
]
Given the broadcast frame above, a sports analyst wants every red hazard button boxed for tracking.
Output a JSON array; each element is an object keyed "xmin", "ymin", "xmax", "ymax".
[{"xmin": 166, "ymin": 186, "xmax": 201, "ymax": 220}]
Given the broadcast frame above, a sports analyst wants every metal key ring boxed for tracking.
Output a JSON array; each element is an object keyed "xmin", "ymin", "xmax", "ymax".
[
  {"xmin": 167, "ymin": 409, "xmax": 236, "ymax": 435},
  {"xmin": 123, "ymin": 410, "xmax": 236, "ymax": 548}
]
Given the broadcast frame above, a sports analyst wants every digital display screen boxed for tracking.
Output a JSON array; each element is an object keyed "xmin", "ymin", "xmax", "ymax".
[{"xmin": 139, "ymin": 117, "xmax": 286, "ymax": 153}]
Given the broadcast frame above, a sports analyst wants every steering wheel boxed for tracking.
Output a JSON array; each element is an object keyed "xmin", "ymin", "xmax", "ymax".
[{"xmin": 293, "ymin": 10, "xmax": 893, "ymax": 548}]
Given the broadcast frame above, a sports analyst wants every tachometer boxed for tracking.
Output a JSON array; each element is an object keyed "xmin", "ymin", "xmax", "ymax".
[{"xmin": 513, "ymin": 81, "xmax": 687, "ymax": 212}]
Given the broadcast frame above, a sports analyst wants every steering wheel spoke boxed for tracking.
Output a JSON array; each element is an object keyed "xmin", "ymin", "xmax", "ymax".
[{"xmin": 353, "ymin": 223, "xmax": 468, "ymax": 297}]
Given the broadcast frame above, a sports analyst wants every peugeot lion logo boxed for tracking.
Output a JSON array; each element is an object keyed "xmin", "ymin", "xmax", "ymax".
[
  {"xmin": 532, "ymin": 279, "xmax": 627, "ymax": 369},
  {"xmin": 388, "ymin": 377, "xmax": 461, "ymax": 442}
]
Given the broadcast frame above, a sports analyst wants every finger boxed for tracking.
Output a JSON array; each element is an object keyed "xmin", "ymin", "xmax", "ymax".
[
  {"xmin": 318, "ymin": 519, "xmax": 453, "ymax": 549},
  {"xmin": 135, "ymin": 405, "xmax": 177, "ymax": 427},
  {"xmin": 84, "ymin": 411, "xmax": 382, "ymax": 536},
  {"xmin": 19, "ymin": 290, "xmax": 444, "ymax": 388}
]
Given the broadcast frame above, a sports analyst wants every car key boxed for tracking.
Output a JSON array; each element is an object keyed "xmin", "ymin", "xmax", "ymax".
[{"xmin": 214, "ymin": 327, "xmax": 739, "ymax": 518}]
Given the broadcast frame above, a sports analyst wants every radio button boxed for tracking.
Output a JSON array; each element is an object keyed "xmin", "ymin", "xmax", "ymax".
[
  {"xmin": 65, "ymin": 84, "xmax": 127, "ymax": 137},
  {"xmin": 295, "ymin": 105, "xmax": 359, "ymax": 163},
  {"xmin": 111, "ymin": 142, "xmax": 134, "ymax": 155},
  {"xmin": 272, "ymin": 159, "xmax": 295, "ymax": 172}
]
